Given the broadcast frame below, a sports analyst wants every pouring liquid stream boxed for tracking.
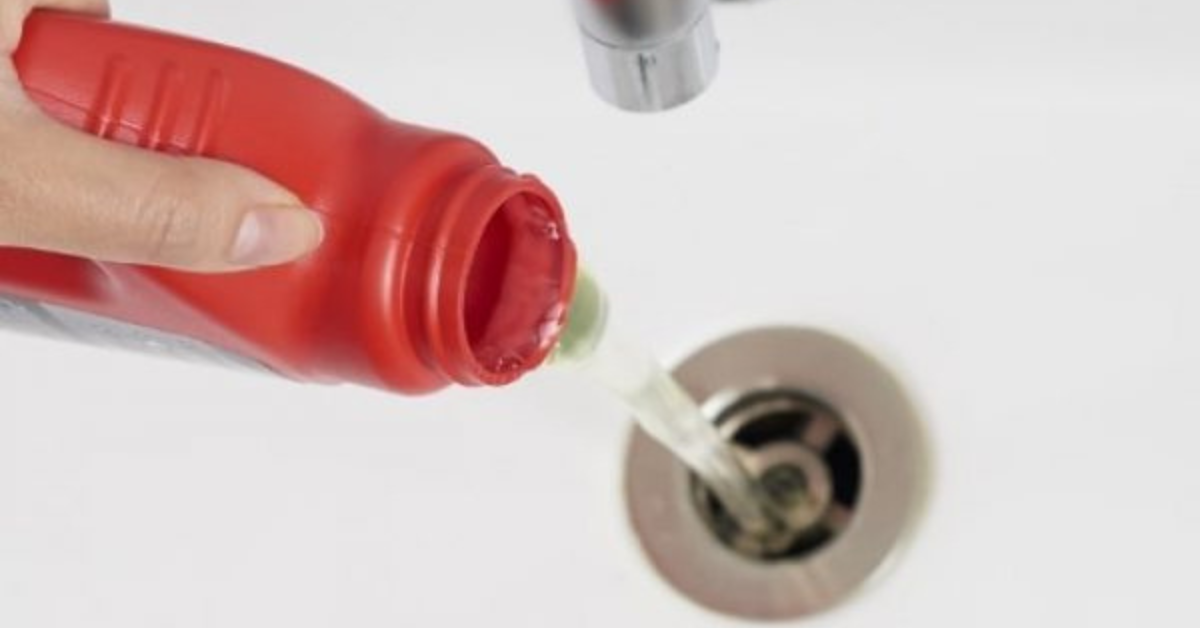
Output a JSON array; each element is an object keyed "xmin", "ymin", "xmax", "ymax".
[{"xmin": 552, "ymin": 272, "xmax": 784, "ymax": 536}]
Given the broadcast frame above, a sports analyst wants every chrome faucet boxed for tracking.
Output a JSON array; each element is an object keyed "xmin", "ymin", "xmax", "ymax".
[{"xmin": 571, "ymin": 0, "xmax": 719, "ymax": 112}]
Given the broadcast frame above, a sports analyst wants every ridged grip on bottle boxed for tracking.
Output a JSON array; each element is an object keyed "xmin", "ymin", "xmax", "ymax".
[{"xmin": 78, "ymin": 54, "xmax": 231, "ymax": 154}]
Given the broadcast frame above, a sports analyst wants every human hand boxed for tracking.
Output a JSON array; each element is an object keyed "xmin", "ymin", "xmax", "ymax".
[{"xmin": 0, "ymin": 0, "xmax": 323, "ymax": 271}]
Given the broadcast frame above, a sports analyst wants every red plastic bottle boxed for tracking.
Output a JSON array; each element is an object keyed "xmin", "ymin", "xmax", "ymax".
[{"xmin": 0, "ymin": 11, "xmax": 578, "ymax": 394}]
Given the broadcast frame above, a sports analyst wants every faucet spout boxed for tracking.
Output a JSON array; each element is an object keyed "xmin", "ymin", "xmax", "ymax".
[{"xmin": 571, "ymin": 0, "xmax": 719, "ymax": 112}]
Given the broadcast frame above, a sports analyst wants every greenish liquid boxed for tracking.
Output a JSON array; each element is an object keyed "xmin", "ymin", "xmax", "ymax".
[{"xmin": 553, "ymin": 271, "xmax": 781, "ymax": 536}]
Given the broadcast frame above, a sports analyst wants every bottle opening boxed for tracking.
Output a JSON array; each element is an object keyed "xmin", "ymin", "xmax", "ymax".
[{"xmin": 462, "ymin": 192, "xmax": 573, "ymax": 382}]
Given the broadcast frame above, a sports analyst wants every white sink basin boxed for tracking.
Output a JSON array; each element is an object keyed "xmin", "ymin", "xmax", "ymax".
[{"xmin": 2, "ymin": 0, "xmax": 1198, "ymax": 625}]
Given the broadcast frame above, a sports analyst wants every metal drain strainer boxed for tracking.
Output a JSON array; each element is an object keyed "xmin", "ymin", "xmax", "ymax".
[{"xmin": 624, "ymin": 327, "xmax": 929, "ymax": 621}]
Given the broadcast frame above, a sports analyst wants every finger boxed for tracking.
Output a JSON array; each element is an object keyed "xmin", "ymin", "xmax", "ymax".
[
  {"xmin": 0, "ymin": 111, "xmax": 324, "ymax": 272},
  {"xmin": 1, "ymin": 0, "xmax": 110, "ymax": 53},
  {"xmin": 30, "ymin": 0, "xmax": 109, "ymax": 15}
]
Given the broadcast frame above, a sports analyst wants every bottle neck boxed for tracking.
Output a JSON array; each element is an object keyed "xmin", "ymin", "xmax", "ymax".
[{"xmin": 416, "ymin": 165, "xmax": 577, "ymax": 386}]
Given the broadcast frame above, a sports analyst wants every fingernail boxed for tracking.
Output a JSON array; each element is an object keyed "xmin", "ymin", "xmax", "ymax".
[{"xmin": 228, "ymin": 207, "xmax": 324, "ymax": 268}]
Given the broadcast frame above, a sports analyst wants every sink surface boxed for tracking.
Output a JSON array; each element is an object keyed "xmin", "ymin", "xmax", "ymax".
[{"xmin": 2, "ymin": 0, "xmax": 1198, "ymax": 625}]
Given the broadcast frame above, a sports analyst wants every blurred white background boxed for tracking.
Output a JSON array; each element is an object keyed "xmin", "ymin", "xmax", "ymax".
[{"xmin": 2, "ymin": 0, "xmax": 1200, "ymax": 626}]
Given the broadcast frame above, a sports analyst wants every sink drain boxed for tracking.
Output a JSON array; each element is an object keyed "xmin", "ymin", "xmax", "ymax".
[
  {"xmin": 624, "ymin": 328, "xmax": 928, "ymax": 621},
  {"xmin": 690, "ymin": 390, "xmax": 859, "ymax": 561}
]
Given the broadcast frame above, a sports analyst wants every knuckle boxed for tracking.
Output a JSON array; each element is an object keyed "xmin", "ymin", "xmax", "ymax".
[{"xmin": 131, "ymin": 162, "xmax": 216, "ymax": 267}]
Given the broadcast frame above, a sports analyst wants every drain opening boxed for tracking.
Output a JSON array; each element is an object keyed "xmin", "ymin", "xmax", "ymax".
[
  {"xmin": 689, "ymin": 390, "xmax": 862, "ymax": 561},
  {"xmin": 625, "ymin": 328, "xmax": 926, "ymax": 620}
]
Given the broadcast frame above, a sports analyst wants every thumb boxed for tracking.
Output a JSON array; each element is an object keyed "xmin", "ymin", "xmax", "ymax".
[{"xmin": 0, "ymin": 108, "xmax": 324, "ymax": 272}]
